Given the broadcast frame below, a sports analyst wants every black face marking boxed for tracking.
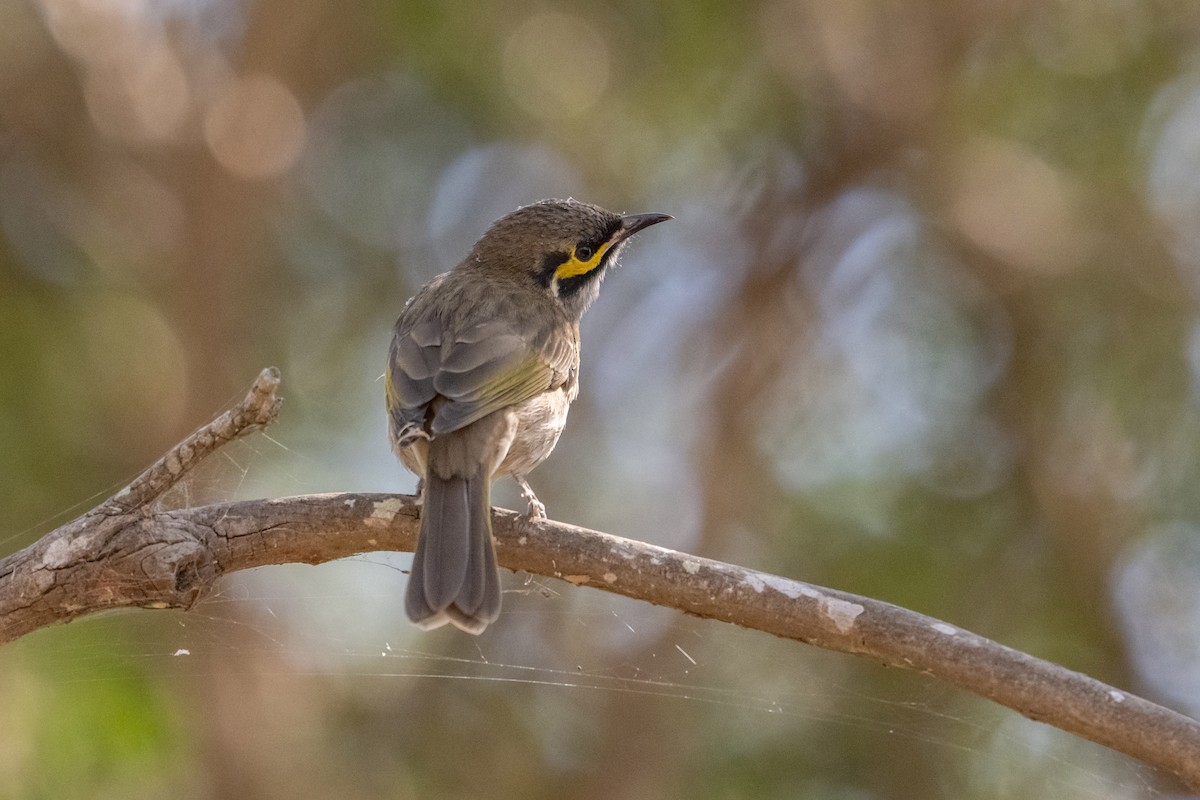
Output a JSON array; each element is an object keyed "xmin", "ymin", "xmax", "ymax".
[
  {"xmin": 537, "ymin": 250, "xmax": 570, "ymax": 288},
  {"xmin": 584, "ymin": 217, "xmax": 622, "ymax": 255},
  {"xmin": 536, "ymin": 216, "xmax": 622, "ymax": 295},
  {"xmin": 557, "ymin": 265, "xmax": 606, "ymax": 298},
  {"xmin": 568, "ymin": 217, "xmax": 623, "ymax": 273}
]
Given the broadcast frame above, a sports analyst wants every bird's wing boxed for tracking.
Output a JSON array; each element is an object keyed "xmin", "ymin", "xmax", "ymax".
[
  {"xmin": 386, "ymin": 316, "xmax": 444, "ymax": 445},
  {"xmin": 387, "ymin": 314, "xmax": 575, "ymax": 442}
]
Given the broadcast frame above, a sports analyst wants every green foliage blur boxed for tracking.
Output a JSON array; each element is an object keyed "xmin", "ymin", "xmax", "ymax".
[{"xmin": 3, "ymin": 0, "xmax": 1200, "ymax": 797}]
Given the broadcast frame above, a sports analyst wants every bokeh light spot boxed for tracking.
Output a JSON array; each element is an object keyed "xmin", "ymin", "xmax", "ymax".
[
  {"xmin": 82, "ymin": 40, "xmax": 189, "ymax": 143},
  {"xmin": 1145, "ymin": 76, "xmax": 1200, "ymax": 290},
  {"xmin": 301, "ymin": 74, "xmax": 469, "ymax": 252},
  {"xmin": 950, "ymin": 137, "xmax": 1091, "ymax": 275},
  {"xmin": 502, "ymin": 12, "xmax": 610, "ymax": 120},
  {"xmin": 204, "ymin": 74, "xmax": 306, "ymax": 180},
  {"xmin": 38, "ymin": 0, "xmax": 191, "ymax": 143},
  {"xmin": 1114, "ymin": 521, "xmax": 1200, "ymax": 717}
]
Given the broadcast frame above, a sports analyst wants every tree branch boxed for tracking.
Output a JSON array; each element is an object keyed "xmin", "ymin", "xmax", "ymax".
[
  {"xmin": 2, "ymin": 370, "xmax": 1198, "ymax": 789},
  {"xmin": 103, "ymin": 367, "xmax": 283, "ymax": 514}
]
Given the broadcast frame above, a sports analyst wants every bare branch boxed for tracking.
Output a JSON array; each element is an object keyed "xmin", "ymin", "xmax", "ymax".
[
  {"xmin": 103, "ymin": 366, "xmax": 283, "ymax": 514},
  {"xmin": 2, "ymin": 370, "xmax": 1198, "ymax": 790}
]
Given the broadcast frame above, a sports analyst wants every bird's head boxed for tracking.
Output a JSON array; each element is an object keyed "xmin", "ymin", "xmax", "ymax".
[{"xmin": 464, "ymin": 198, "xmax": 670, "ymax": 319}]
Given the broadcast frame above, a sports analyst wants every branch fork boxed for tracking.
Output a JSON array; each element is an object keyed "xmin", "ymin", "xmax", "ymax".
[{"xmin": 1, "ymin": 368, "xmax": 1198, "ymax": 790}]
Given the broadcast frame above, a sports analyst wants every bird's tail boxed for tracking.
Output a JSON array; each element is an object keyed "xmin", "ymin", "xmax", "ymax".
[{"xmin": 405, "ymin": 469, "xmax": 501, "ymax": 634}]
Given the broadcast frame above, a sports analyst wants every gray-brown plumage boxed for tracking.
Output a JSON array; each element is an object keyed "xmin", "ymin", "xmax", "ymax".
[{"xmin": 386, "ymin": 199, "xmax": 670, "ymax": 633}]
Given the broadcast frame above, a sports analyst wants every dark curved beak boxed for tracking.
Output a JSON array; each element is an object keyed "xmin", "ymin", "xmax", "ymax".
[{"xmin": 616, "ymin": 212, "xmax": 672, "ymax": 241}]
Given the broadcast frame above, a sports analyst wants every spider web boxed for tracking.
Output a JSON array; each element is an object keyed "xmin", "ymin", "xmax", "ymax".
[{"xmin": 0, "ymin": 420, "xmax": 1179, "ymax": 800}]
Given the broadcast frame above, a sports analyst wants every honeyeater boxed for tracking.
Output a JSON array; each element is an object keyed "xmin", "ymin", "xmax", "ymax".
[{"xmin": 386, "ymin": 199, "xmax": 670, "ymax": 634}]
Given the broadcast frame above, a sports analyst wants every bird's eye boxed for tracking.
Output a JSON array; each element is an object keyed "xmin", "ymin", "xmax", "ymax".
[{"xmin": 575, "ymin": 245, "xmax": 594, "ymax": 261}]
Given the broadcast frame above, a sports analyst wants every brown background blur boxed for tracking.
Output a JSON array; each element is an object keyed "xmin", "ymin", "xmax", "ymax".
[{"xmin": 3, "ymin": 1, "xmax": 1200, "ymax": 797}]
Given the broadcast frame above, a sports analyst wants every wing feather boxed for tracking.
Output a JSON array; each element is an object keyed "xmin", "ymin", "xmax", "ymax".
[{"xmin": 387, "ymin": 293, "xmax": 577, "ymax": 441}]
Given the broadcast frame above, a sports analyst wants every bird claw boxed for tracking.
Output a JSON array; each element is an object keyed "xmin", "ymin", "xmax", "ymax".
[
  {"xmin": 524, "ymin": 498, "xmax": 547, "ymax": 520},
  {"xmin": 514, "ymin": 475, "xmax": 547, "ymax": 520}
]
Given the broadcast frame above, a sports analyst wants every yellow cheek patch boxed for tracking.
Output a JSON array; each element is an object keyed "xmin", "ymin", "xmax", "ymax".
[{"xmin": 554, "ymin": 240, "xmax": 614, "ymax": 281}]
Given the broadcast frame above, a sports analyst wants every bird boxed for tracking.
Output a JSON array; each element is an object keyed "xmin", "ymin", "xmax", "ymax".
[{"xmin": 386, "ymin": 199, "xmax": 671, "ymax": 634}]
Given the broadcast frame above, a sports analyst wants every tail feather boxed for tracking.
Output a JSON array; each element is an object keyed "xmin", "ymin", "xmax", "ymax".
[
  {"xmin": 405, "ymin": 471, "xmax": 501, "ymax": 634},
  {"xmin": 422, "ymin": 475, "xmax": 471, "ymax": 611}
]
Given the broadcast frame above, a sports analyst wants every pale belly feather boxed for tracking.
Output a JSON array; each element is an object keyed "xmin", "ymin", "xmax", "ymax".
[
  {"xmin": 497, "ymin": 384, "xmax": 573, "ymax": 478},
  {"xmin": 397, "ymin": 383, "xmax": 576, "ymax": 481}
]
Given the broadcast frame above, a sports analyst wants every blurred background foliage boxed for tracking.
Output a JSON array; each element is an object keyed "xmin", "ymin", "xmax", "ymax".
[{"xmin": 2, "ymin": 0, "xmax": 1200, "ymax": 797}]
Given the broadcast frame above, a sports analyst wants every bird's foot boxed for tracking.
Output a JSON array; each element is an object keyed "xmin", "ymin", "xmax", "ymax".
[
  {"xmin": 525, "ymin": 497, "xmax": 547, "ymax": 520},
  {"xmin": 514, "ymin": 475, "xmax": 547, "ymax": 520}
]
